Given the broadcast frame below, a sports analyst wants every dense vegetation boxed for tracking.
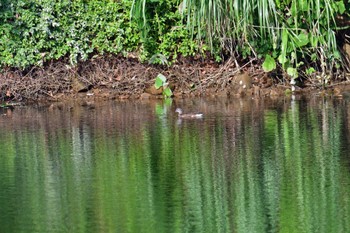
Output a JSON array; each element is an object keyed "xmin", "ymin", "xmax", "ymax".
[
  {"xmin": 180, "ymin": 0, "xmax": 350, "ymax": 79},
  {"xmin": 0, "ymin": 0, "xmax": 200, "ymax": 68},
  {"xmin": 0, "ymin": 0, "xmax": 349, "ymax": 81}
]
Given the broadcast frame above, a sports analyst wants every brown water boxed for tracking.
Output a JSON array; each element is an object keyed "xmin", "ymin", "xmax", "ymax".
[{"xmin": 0, "ymin": 97, "xmax": 349, "ymax": 233}]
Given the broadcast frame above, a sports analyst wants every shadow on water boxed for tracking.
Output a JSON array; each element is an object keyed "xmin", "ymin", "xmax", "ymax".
[{"xmin": 0, "ymin": 96, "xmax": 349, "ymax": 233}]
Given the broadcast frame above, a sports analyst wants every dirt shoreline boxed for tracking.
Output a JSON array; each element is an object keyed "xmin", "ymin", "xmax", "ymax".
[{"xmin": 0, "ymin": 55, "xmax": 349, "ymax": 104}]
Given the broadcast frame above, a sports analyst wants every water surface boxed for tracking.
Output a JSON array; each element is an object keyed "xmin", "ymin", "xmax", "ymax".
[{"xmin": 0, "ymin": 97, "xmax": 349, "ymax": 233}]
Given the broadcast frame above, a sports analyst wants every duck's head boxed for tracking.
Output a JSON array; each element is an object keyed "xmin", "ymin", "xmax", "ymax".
[{"xmin": 175, "ymin": 108, "xmax": 183, "ymax": 115}]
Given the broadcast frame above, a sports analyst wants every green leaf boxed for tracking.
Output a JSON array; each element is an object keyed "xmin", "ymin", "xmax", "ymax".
[
  {"xmin": 282, "ymin": 29, "xmax": 288, "ymax": 49},
  {"xmin": 333, "ymin": 50, "xmax": 341, "ymax": 59},
  {"xmin": 163, "ymin": 87, "xmax": 173, "ymax": 97},
  {"xmin": 311, "ymin": 53, "xmax": 317, "ymax": 61},
  {"xmin": 306, "ymin": 67, "xmax": 315, "ymax": 75},
  {"xmin": 336, "ymin": 1, "xmax": 346, "ymax": 14},
  {"xmin": 287, "ymin": 67, "xmax": 298, "ymax": 78},
  {"xmin": 295, "ymin": 33, "xmax": 309, "ymax": 47},
  {"xmin": 155, "ymin": 73, "xmax": 167, "ymax": 89},
  {"xmin": 299, "ymin": 0, "xmax": 308, "ymax": 11},
  {"xmin": 157, "ymin": 73, "xmax": 167, "ymax": 83},
  {"xmin": 279, "ymin": 28, "xmax": 288, "ymax": 66},
  {"xmin": 310, "ymin": 35, "xmax": 318, "ymax": 47},
  {"xmin": 278, "ymin": 54, "xmax": 287, "ymax": 65},
  {"xmin": 291, "ymin": 1, "xmax": 297, "ymax": 17},
  {"xmin": 262, "ymin": 55, "xmax": 276, "ymax": 72},
  {"xmin": 155, "ymin": 78, "xmax": 163, "ymax": 89}
]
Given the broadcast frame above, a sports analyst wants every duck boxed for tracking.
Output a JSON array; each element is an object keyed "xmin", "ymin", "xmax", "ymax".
[{"xmin": 175, "ymin": 108, "xmax": 203, "ymax": 118}]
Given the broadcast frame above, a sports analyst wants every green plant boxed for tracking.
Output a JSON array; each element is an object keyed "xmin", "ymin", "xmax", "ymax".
[
  {"xmin": 180, "ymin": 0, "xmax": 349, "ymax": 78},
  {"xmin": 154, "ymin": 73, "xmax": 173, "ymax": 98},
  {"xmin": 0, "ymin": 0, "xmax": 140, "ymax": 68},
  {"xmin": 130, "ymin": 0, "xmax": 205, "ymax": 63},
  {"xmin": 149, "ymin": 53, "xmax": 169, "ymax": 65},
  {"xmin": 262, "ymin": 54, "xmax": 276, "ymax": 72},
  {"xmin": 0, "ymin": 0, "xmax": 204, "ymax": 69}
]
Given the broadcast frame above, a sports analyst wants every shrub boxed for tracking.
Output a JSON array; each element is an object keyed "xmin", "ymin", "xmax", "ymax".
[
  {"xmin": 0, "ymin": 0, "xmax": 204, "ymax": 69},
  {"xmin": 0, "ymin": 0, "xmax": 143, "ymax": 68}
]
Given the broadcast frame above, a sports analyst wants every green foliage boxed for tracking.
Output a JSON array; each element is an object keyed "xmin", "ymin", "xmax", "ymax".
[
  {"xmin": 154, "ymin": 73, "xmax": 167, "ymax": 89},
  {"xmin": 0, "ymin": 0, "xmax": 201, "ymax": 69},
  {"xmin": 154, "ymin": 73, "xmax": 173, "ymax": 98},
  {"xmin": 262, "ymin": 54, "xmax": 276, "ymax": 72},
  {"xmin": 0, "ymin": 0, "xmax": 141, "ymax": 68},
  {"xmin": 149, "ymin": 53, "xmax": 169, "ymax": 65},
  {"xmin": 2, "ymin": 0, "xmax": 349, "ymax": 80},
  {"xmin": 182, "ymin": 0, "xmax": 350, "ymax": 78},
  {"xmin": 287, "ymin": 67, "xmax": 298, "ymax": 79},
  {"xmin": 131, "ymin": 0, "xmax": 204, "ymax": 63}
]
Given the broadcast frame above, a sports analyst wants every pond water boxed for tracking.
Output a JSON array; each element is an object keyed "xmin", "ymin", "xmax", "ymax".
[{"xmin": 0, "ymin": 96, "xmax": 349, "ymax": 233}]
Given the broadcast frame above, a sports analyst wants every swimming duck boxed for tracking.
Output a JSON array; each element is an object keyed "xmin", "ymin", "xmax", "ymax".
[{"xmin": 175, "ymin": 108, "xmax": 203, "ymax": 118}]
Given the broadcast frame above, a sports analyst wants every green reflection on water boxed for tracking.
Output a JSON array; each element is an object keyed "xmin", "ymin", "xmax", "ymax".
[{"xmin": 0, "ymin": 99, "xmax": 349, "ymax": 233}]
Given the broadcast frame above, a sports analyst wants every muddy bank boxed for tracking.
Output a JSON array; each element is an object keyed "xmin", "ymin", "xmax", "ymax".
[{"xmin": 0, "ymin": 55, "xmax": 350, "ymax": 103}]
